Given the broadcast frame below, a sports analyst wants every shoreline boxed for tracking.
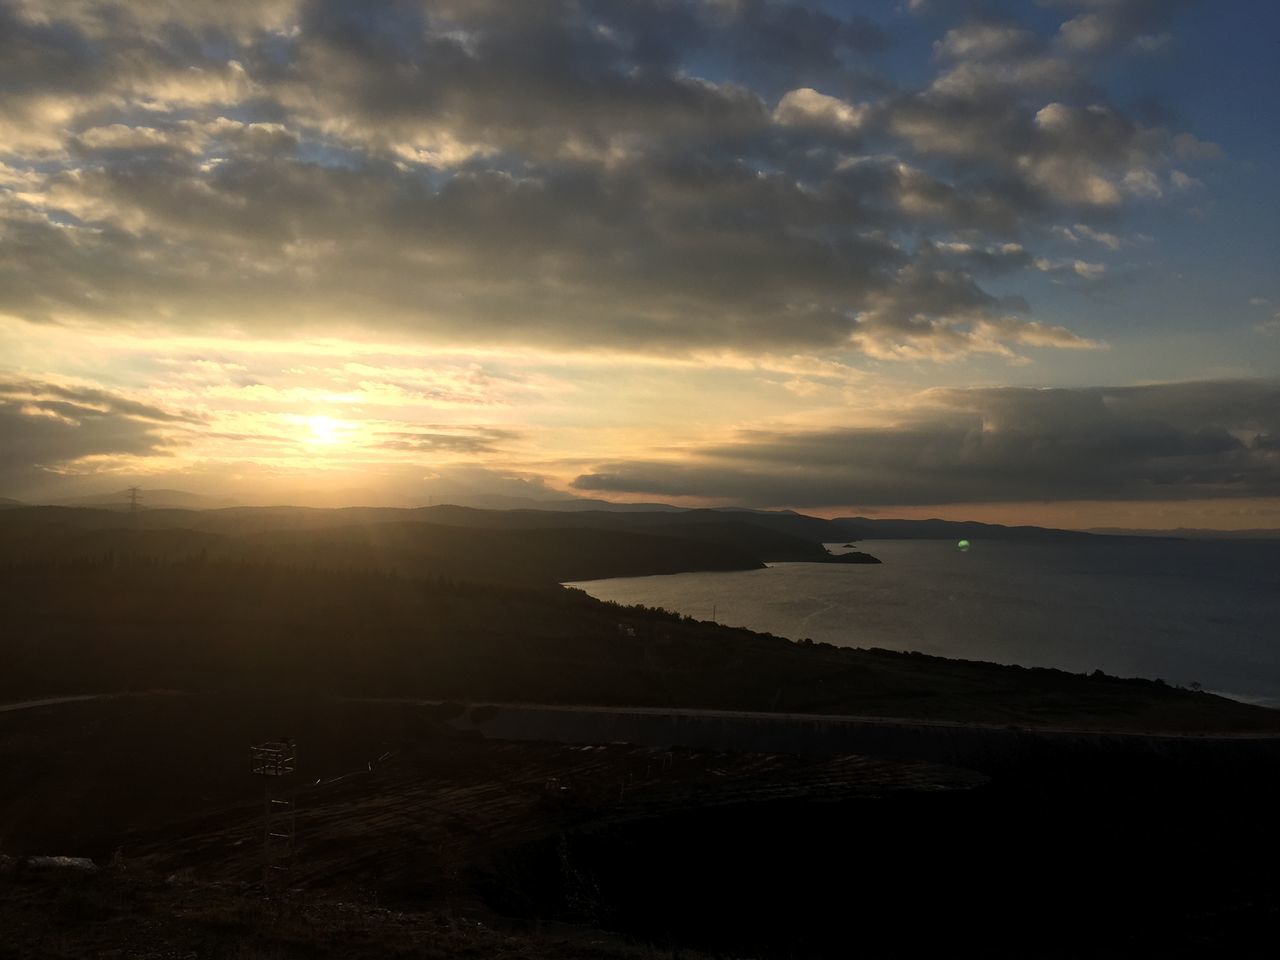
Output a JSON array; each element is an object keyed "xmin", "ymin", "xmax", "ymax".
[{"xmin": 569, "ymin": 538, "xmax": 1280, "ymax": 708}]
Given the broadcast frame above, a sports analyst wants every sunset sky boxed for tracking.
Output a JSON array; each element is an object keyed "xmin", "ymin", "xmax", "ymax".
[{"xmin": 2, "ymin": 0, "xmax": 1278, "ymax": 527}]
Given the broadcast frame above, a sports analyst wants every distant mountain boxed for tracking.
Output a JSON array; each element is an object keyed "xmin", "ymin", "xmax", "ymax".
[
  {"xmin": 2, "ymin": 501, "xmax": 1158, "ymax": 557},
  {"xmin": 2, "ymin": 496, "xmax": 1191, "ymax": 549},
  {"xmin": 50, "ymin": 488, "xmax": 240, "ymax": 511},
  {"xmin": 454, "ymin": 494, "xmax": 685, "ymax": 512},
  {"xmin": 0, "ymin": 502, "xmax": 846, "ymax": 549},
  {"xmin": 406, "ymin": 505, "xmax": 855, "ymax": 545},
  {"xmin": 833, "ymin": 517, "xmax": 1145, "ymax": 542},
  {"xmin": 0, "ymin": 497, "xmax": 23, "ymax": 510},
  {"xmin": 1088, "ymin": 527, "xmax": 1280, "ymax": 541}
]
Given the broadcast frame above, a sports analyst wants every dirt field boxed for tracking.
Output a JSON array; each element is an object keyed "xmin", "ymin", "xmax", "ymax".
[
  {"xmin": 4, "ymin": 693, "xmax": 1279, "ymax": 958},
  {"xmin": 0, "ymin": 694, "xmax": 980, "ymax": 885}
]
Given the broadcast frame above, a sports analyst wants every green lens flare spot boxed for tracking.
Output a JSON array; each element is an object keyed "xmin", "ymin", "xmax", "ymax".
[{"xmin": 957, "ymin": 540, "xmax": 971, "ymax": 551}]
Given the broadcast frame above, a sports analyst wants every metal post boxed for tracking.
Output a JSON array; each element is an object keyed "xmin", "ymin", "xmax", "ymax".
[{"xmin": 250, "ymin": 738, "xmax": 297, "ymax": 889}]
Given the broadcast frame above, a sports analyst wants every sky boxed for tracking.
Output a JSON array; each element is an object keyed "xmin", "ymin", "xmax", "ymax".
[{"xmin": 1, "ymin": 0, "xmax": 1278, "ymax": 527}]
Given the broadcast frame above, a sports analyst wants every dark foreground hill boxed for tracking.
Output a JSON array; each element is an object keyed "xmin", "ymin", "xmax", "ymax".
[
  {"xmin": 2, "ymin": 692, "xmax": 1278, "ymax": 959},
  {"xmin": 4, "ymin": 512, "xmax": 1279, "ymax": 958}
]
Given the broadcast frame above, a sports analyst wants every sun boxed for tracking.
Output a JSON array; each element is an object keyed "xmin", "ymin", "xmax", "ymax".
[{"xmin": 306, "ymin": 415, "xmax": 341, "ymax": 445}]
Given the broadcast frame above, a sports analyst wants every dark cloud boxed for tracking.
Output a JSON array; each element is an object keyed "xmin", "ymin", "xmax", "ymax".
[
  {"xmin": 699, "ymin": 0, "xmax": 892, "ymax": 96},
  {"xmin": 572, "ymin": 381, "xmax": 1280, "ymax": 506},
  {"xmin": 0, "ymin": 380, "xmax": 200, "ymax": 424},
  {"xmin": 373, "ymin": 426, "xmax": 522, "ymax": 455},
  {"xmin": 0, "ymin": 378, "xmax": 192, "ymax": 492}
]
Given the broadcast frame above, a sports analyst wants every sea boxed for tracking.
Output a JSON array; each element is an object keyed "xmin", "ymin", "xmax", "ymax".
[{"xmin": 567, "ymin": 538, "xmax": 1280, "ymax": 707}]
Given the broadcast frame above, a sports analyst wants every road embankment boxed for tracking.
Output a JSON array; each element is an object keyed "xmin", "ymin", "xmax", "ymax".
[{"xmin": 446, "ymin": 701, "xmax": 1280, "ymax": 773}]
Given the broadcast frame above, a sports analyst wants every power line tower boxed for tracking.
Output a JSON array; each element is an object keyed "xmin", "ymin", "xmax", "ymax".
[
  {"xmin": 250, "ymin": 738, "xmax": 298, "ymax": 889},
  {"xmin": 126, "ymin": 486, "xmax": 141, "ymax": 515}
]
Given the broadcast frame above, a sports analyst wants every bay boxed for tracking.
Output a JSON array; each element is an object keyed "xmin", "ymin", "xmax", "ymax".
[{"xmin": 568, "ymin": 539, "xmax": 1280, "ymax": 706}]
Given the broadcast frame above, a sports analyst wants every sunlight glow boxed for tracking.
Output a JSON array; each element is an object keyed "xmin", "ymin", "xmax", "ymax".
[{"xmin": 306, "ymin": 415, "xmax": 342, "ymax": 446}]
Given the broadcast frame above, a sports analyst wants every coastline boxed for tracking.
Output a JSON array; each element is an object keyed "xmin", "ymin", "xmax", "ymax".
[{"xmin": 571, "ymin": 537, "xmax": 1280, "ymax": 708}]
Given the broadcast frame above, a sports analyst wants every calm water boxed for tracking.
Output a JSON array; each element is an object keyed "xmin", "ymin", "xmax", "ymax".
[{"xmin": 568, "ymin": 539, "xmax": 1280, "ymax": 706}]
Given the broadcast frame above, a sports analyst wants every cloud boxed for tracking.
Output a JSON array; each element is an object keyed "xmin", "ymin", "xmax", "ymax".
[
  {"xmin": 1053, "ymin": 223, "xmax": 1123, "ymax": 250},
  {"xmin": 372, "ymin": 425, "xmax": 522, "ymax": 455},
  {"xmin": 573, "ymin": 380, "xmax": 1280, "ymax": 507},
  {"xmin": 0, "ymin": 377, "xmax": 195, "ymax": 491},
  {"xmin": 702, "ymin": 0, "xmax": 891, "ymax": 91},
  {"xmin": 773, "ymin": 88, "xmax": 870, "ymax": 132},
  {"xmin": 0, "ymin": 378, "xmax": 199, "ymax": 425},
  {"xmin": 1052, "ymin": 0, "xmax": 1192, "ymax": 55},
  {"xmin": 1034, "ymin": 256, "xmax": 1107, "ymax": 280},
  {"xmin": 845, "ymin": 256, "xmax": 1102, "ymax": 360},
  {"xmin": 934, "ymin": 22, "xmax": 1039, "ymax": 62},
  {"xmin": 0, "ymin": 0, "xmax": 1220, "ymax": 364},
  {"xmin": 885, "ymin": 90, "xmax": 1204, "ymax": 212}
]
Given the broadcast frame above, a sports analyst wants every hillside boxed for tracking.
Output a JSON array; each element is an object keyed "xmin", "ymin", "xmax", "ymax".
[
  {"xmin": 409, "ymin": 505, "xmax": 856, "ymax": 545},
  {"xmin": 0, "ymin": 502, "xmax": 850, "ymax": 542},
  {"xmin": 0, "ymin": 503, "xmax": 1145, "ymax": 553},
  {"xmin": 0, "ymin": 505, "xmax": 884, "ymax": 577},
  {"xmin": 49, "ymin": 489, "xmax": 240, "ymax": 510},
  {"xmin": 2, "ymin": 557, "xmax": 1275, "ymax": 732},
  {"xmin": 0, "ymin": 518, "xmax": 769, "ymax": 587}
]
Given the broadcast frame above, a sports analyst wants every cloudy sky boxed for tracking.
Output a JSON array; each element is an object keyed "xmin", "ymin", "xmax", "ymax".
[{"xmin": 2, "ymin": 0, "xmax": 1278, "ymax": 526}]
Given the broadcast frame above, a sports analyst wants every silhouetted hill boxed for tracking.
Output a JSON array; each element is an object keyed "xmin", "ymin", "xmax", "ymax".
[
  {"xmin": 404, "ymin": 504, "xmax": 856, "ymax": 549},
  {"xmin": 1, "ymin": 503, "xmax": 1144, "ymax": 551},
  {"xmin": 641, "ymin": 521, "xmax": 836, "ymax": 561},
  {"xmin": 0, "ymin": 516, "xmax": 766, "ymax": 586},
  {"xmin": 0, "ymin": 504, "xmax": 1273, "ymax": 732},
  {"xmin": 0, "ymin": 505, "xmax": 864, "ymax": 568},
  {"xmin": 456, "ymin": 494, "xmax": 685, "ymax": 512},
  {"xmin": 834, "ymin": 517, "xmax": 1141, "ymax": 542},
  {"xmin": 1, "ymin": 558, "xmax": 1272, "ymax": 732},
  {"xmin": 1089, "ymin": 527, "xmax": 1280, "ymax": 541},
  {"xmin": 47, "ymin": 489, "xmax": 239, "ymax": 510},
  {"xmin": 396, "ymin": 507, "xmax": 850, "ymax": 560},
  {"xmin": 0, "ymin": 502, "xmax": 849, "ymax": 541},
  {"xmin": 402, "ymin": 507, "xmax": 1125, "ymax": 545}
]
